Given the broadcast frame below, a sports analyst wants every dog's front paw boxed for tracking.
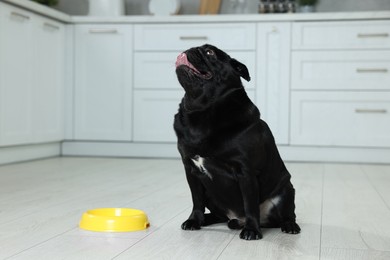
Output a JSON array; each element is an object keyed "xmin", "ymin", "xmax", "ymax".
[
  {"xmin": 181, "ymin": 219, "xmax": 201, "ymax": 230},
  {"xmin": 281, "ymin": 222, "xmax": 301, "ymax": 234},
  {"xmin": 239, "ymin": 228, "xmax": 263, "ymax": 240}
]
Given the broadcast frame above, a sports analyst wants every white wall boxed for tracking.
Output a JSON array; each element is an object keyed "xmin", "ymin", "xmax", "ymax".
[
  {"xmin": 317, "ymin": 0, "xmax": 390, "ymax": 12},
  {"xmin": 54, "ymin": 0, "xmax": 390, "ymax": 16},
  {"xmin": 54, "ymin": 0, "xmax": 198, "ymax": 15}
]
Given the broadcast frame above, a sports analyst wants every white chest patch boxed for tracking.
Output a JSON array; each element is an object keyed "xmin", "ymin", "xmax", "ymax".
[{"xmin": 191, "ymin": 155, "xmax": 212, "ymax": 180}]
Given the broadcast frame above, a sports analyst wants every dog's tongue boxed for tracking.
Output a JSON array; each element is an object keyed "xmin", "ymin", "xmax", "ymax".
[
  {"xmin": 175, "ymin": 52, "xmax": 200, "ymax": 73},
  {"xmin": 175, "ymin": 53, "xmax": 191, "ymax": 68}
]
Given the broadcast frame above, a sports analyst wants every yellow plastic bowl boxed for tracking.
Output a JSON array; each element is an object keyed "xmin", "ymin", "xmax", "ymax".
[{"xmin": 79, "ymin": 208, "xmax": 150, "ymax": 232}]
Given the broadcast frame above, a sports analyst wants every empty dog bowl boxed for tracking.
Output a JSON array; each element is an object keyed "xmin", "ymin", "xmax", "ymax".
[{"xmin": 79, "ymin": 208, "xmax": 150, "ymax": 232}]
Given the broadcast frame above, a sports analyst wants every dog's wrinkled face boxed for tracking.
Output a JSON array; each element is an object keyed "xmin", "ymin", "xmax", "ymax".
[{"xmin": 175, "ymin": 44, "xmax": 250, "ymax": 99}]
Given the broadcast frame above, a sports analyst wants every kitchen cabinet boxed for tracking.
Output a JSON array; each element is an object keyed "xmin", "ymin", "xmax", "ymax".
[
  {"xmin": 291, "ymin": 51, "xmax": 390, "ymax": 90},
  {"xmin": 74, "ymin": 24, "xmax": 133, "ymax": 141},
  {"xmin": 133, "ymin": 23, "xmax": 256, "ymax": 51},
  {"xmin": 256, "ymin": 23, "xmax": 291, "ymax": 145},
  {"xmin": 3, "ymin": 0, "xmax": 390, "ymax": 163},
  {"xmin": 33, "ymin": 15, "xmax": 65, "ymax": 143},
  {"xmin": 0, "ymin": 4, "xmax": 34, "ymax": 146},
  {"xmin": 291, "ymin": 91, "xmax": 390, "ymax": 147},
  {"xmin": 0, "ymin": 3, "xmax": 64, "ymax": 146},
  {"xmin": 290, "ymin": 21, "xmax": 390, "ymax": 148},
  {"xmin": 133, "ymin": 89, "xmax": 255, "ymax": 143},
  {"xmin": 134, "ymin": 51, "xmax": 256, "ymax": 90},
  {"xmin": 132, "ymin": 23, "xmax": 257, "ymax": 143},
  {"xmin": 292, "ymin": 20, "xmax": 390, "ymax": 50}
]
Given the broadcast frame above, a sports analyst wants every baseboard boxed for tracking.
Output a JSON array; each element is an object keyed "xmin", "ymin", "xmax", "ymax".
[
  {"xmin": 61, "ymin": 141, "xmax": 180, "ymax": 158},
  {"xmin": 62, "ymin": 141, "xmax": 390, "ymax": 164},
  {"xmin": 279, "ymin": 145, "xmax": 390, "ymax": 164},
  {"xmin": 0, "ymin": 142, "xmax": 61, "ymax": 165}
]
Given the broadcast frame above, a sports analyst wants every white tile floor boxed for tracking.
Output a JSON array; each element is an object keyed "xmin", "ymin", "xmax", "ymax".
[{"xmin": 0, "ymin": 157, "xmax": 389, "ymax": 259}]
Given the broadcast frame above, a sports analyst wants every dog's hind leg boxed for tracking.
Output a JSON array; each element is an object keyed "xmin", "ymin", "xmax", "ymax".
[
  {"xmin": 202, "ymin": 200, "xmax": 228, "ymax": 226},
  {"xmin": 227, "ymin": 219, "xmax": 244, "ymax": 229},
  {"xmin": 202, "ymin": 213, "xmax": 228, "ymax": 226}
]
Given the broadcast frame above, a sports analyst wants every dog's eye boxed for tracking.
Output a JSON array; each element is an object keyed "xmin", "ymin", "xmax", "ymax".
[{"xmin": 206, "ymin": 49, "xmax": 215, "ymax": 56}]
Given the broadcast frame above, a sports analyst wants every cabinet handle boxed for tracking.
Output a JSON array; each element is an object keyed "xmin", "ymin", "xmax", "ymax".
[
  {"xmin": 44, "ymin": 22, "xmax": 60, "ymax": 30},
  {"xmin": 179, "ymin": 36, "xmax": 208, "ymax": 41},
  {"xmin": 89, "ymin": 29, "xmax": 118, "ymax": 34},
  {"xmin": 356, "ymin": 68, "xmax": 388, "ymax": 73},
  {"xmin": 11, "ymin": 11, "xmax": 30, "ymax": 20},
  {"xmin": 357, "ymin": 33, "xmax": 389, "ymax": 38},
  {"xmin": 355, "ymin": 109, "xmax": 387, "ymax": 114}
]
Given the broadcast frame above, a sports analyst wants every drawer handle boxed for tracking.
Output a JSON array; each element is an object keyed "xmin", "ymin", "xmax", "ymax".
[
  {"xmin": 11, "ymin": 11, "xmax": 30, "ymax": 20},
  {"xmin": 44, "ymin": 22, "xmax": 60, "ymax": 30},
  {"xmin": 357, "ymin": 33, "xmax": 389, "ymax": 38},
  {"xmin": 355, "ymin": 109, "xmax": 387, "ymax": 114},
  {"xmin": 179, "ymin": 36, "xmax": 209, "ymax": 41},
  {"xmin": 89, "ymin": 29, "xmax": 118, "ymax": 34},
  {"xmin": 356, "ymin": 68, "xmax": 388, "ymax": 73}
]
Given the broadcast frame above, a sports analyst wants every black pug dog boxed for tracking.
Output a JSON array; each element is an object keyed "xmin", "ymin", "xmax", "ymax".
[{"xmin": 174, "ymin": 44, "xmax": 300, "ymax": 240}]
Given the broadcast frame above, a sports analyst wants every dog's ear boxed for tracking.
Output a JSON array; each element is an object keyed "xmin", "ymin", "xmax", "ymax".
[{"xmin": 230, "ymin": 58, "xmax": 251, "ymax": 82}]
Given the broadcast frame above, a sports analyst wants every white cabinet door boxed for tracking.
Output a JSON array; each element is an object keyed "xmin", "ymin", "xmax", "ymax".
[
  {"xmin": 0, "ymin": 4, "xmax": 65, "ymax": 146},
  {"xmin": 134, "ymin": 52, "xmax": 181, "ymax": 90},
  {"xmin": 74, "ymin": 25, "xmax": 133, "ymax": 141},
  {"xmin": 134, "ymin": 23, "xmax": 256, "ymax": 51},
  {"xmin": 292, "ymin": 21, "xmax": 390, "ymax": 50},
  {"xmin": 291, "ymin": 91, "xmax": 390, "ymax": 147},
  {"xmin": 133, "ymin": 90, "xmax": 255, "ymax": 143},
  {"xmin": 0, "ymin": 5, "xmax": 34, "ymax": 146},
  {"xmin": 133, "ymin": 90, "xmax": 184, "ymax": 142},
  {"xmin": 291, "ymin": 51, "xmax": 390, "ymax": 90},
  {"xmin": 256, "ymin": 23, "xmax": 291, "ymax": 145},
  {"xmin": 33, "ymin": 16, "xmax": 65, "ymax": 143},
  {"xmin": 134, "ymin": 51, "xmax": 256, "ymax": 90}
]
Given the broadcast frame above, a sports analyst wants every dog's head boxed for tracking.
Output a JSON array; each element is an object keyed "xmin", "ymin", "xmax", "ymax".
[{"xmin": 175, "ymin": 44, "xmax": 250, "ymax": 100}]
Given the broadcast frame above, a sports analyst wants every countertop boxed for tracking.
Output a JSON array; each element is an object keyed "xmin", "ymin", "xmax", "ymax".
[
  {"xmin": 2, "ymin": 0, "xmax": 72, "ymax": 22},
  {"xmin": 2, "ymin": 0, "xmax": 390, "ymax": 24}
]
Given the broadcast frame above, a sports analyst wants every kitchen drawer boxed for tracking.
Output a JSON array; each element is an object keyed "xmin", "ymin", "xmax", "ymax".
[
  {"xmin": 134, "ymin": 51, "xmax": 256, "ymax": 89},
  {"xmin": 290, "ymin": 91, "xmax": 390, "ymax": 147},
  {"xmin": 133, "ymin": 89, "xmax": 255, "ymax": 143},
  {"xmin": 292, "ymin": 21, "xmax": 390, "ymax": 50},
  {"xmin": 134, "ymin": 23, "xmax": 255, "ymax": 51},
  {"xmin": 291, "ymin": 51, "xmax": 390, "ymax": 90}
]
